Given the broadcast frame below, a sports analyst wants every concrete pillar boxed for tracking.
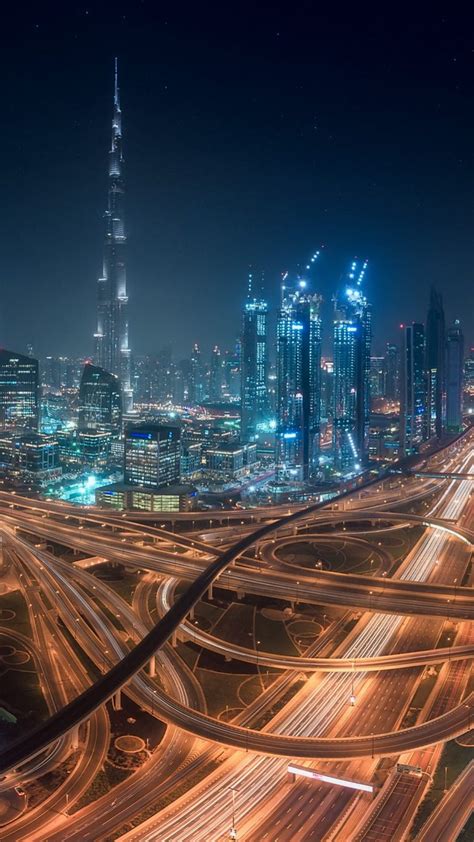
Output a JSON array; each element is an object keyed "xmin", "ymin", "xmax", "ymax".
[
  {"xmin": 148, "ymin": 657, "xmax": 156, "ymax": 678},
  {"xmin": 171, "ymin": 630, "xmax": 178, "ymax": 648},
  {"xmin": 70, "ymin": 725, "xmax": 80, "ymax": 750},
  {"xmin": 189, "ymin": 605, "xmax": 195, "ymax": 620},
  {"xmin": 208, "ymin": 583, "xmax": 214, "ymax": 600},
  {"xmin": 114, "ymin": 689, "xmax": 122, "ymax": 710},
  {"xmin": 236, "ymin": 588, "xmax": 245, "ymax": 600}
]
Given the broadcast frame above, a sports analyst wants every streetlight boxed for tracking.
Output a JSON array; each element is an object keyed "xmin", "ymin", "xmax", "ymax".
[
  {"xmin": 465, "ymin": 703, "xmax": 472, "ymax": 734},
  {"xmin": 349, "ymin": 660, "xmax": 356, "ymax": 706},
  {"xmin": 229, "ymin": 785, "xmax": 239, "ymax": 840}
]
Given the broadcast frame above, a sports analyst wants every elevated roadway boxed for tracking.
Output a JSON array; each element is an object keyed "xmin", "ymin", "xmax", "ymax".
[{"xmin": 2, "ymin": 508, "xmax": 474, "ymax": 620}]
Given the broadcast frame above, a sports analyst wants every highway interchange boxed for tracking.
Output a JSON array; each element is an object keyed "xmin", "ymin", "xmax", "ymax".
[{"xmin": 0, "ymin": 428, "xmax": 472, "ymax": 840}]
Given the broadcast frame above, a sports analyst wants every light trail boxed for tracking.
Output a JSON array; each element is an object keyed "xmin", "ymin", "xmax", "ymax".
[{"xmin": 124, "ymin": 456, "xmax": 473, "ymax": 841}]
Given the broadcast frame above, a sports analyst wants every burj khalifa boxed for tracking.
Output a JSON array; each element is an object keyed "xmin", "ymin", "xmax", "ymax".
[{"xmin": 94, "ymin": 59, "xmax": 133, "ymax": 411}]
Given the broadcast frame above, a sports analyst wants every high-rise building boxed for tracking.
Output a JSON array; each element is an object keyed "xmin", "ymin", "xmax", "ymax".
[
  {"xmin": 332, "ymin": 260, "xmax": 371, "ymax": 474},
  {"xmin": 17, "ymin": 434, "xmax": 61, "ymax": 485},
  {"xmin": 94, "ymin": 59, "xmax": 133, "ymax": 411},
  {"xmin": 464, "ymin": 347, "xmax": 474, "ymax": 416},
  {"xmin": 209, "ymin": 346, "xmax": 222, "ymax": 402},
  {"xmin": 189, "ymin": 344, "xmax": 204, "ymax": 405},
  {"xmin": 446, "ymin": 320, "xmax": 464, "ymax": 432},
  {"xmin": 384, "ymin": 342, "xmax": 399, "ymax": 400},
  {"xmin": 401, "ymin": 323, "xmax": 427, "ymax": 455},
  {"xmin": 425, "ymin": 286, "xmax": 445, "ymax": 437},
  {"xmin": 369, "ymin": 356, "xmax": 385, "ymax": 399},
  {"xmin": 222, "ymin": 344, "xmax": 241, "ymax": 401},
  {"xmin": 320, "ymin": 359, "xmax": 334, "ymax": 423},
  {"xmin": 0, "ymin": 349, "xmax": 40, "ymax": 433},
  {"xmin": 78, "ymin": 363, "xmax": 122, "ymax": 437},
  {"xmin": 276, "ymin": 279, "xmax": 322, "ymax": 481},
  {"xmin": 240, "ymin": 279, "xmax": 269, "ymax": 441},
  {"xmin": 124, "ymin": 423, "xmax": 181, "ymax": 488}
]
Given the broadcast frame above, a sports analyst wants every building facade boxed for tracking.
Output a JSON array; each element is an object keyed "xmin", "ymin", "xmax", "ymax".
[
  {"xmin": 425, "ymin": 286, "xmax": 445, "ymax": 437},
  {"xmin": 240, "ymin": 287, "xmax": 269, "ymax": 442},
  {"xmin": 124, "ymin": 423, "xmax": 181, "ymax": 488},
  {"xmin": 0, "ymin": 349, "xmax": 39, "ymax": 434},
  {"xmin": 276, "ymin": 282, "xmax": 322, "ymax": 481},
  {"xmin": 446, "ymin": 320, "xmax": 464, "ymax": 432},
  {"xmin": 78, "ymin": 363, "xmax": 122, "ymax": 437},
  {"xmin": 94, "ymin": 60, "xmax": 133, "ymax": 411},
  {"xmin": 401, "ymin": 323, "xmax": 427, "ymax": 455},
  {"xmin": 384, "ymin": 342, "xmax": 399, "ymax": 400},
  {"xmin": 332, "ymin": 260, "xmax": 371, "ymax": 474}
]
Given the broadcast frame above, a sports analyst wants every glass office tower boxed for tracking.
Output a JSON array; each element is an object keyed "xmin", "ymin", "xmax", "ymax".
[{"xmin": 276, "ymin": 280, "xmax": 322, "ymax": 481}]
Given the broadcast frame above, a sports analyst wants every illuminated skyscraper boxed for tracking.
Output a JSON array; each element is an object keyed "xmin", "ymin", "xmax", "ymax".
[
  {"xmin": 276, "ymin": 272, "xmax": 322, "ymax": 481},
  {"xmin": 0, "ymin": 349, "xmax": 39, "ymax": 433},
  {"xmin": 369, "ymin": 356, "xmax": 385, "ymax": 398},
  {"xmin": 384, "ymin": 342, "xmax": 399, "ymax": 400},
  {"xmin": 209, "ymin": 346, "xmax": 222, "ymax": 402},
  {"xmin": 94, "ymin": 59, "xmax": 133, "ymax": 411},
  {"xmin": 124, "ymin": 424, "xmax": 181, "ymax": 488},
  {"xmin": 464, "ymin": 348, "xmax": 474, "ymax": 416},
  {"xmin": 332, "ymin": 260, "xmax": 371, "ymax": 474},
  {"xmin": 446, "ymin": 320, "xmax": 464, "ymax": 432},
  {"xmin": 78, "ymin": 363, "xmax": 122, "ymax": 437},
  {"xmin": 240, "ymin": 275, "xmax": 269, "ymax": 441},
  {"xmin": 401, "ymin": 323, "xmax": 427, "ymax": 455},
  {"xmin": 425, "ymin": 286, "xmax": 445, "ymax": 437},
  {"xmin": 189, "ymin": 344, "xmax": 204, "ymax": 405},
  {"xmin": 223, "ymin": 344, "xmax": 241, "ymax": 401}
]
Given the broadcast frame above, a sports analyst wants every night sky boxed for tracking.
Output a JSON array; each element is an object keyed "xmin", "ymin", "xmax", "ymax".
[{"xmin": 1, "ymin": 3, "xmax": 473, "ymax": 361}]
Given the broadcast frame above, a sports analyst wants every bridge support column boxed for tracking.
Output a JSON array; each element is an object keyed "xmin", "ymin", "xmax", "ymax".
[
  {"xmin": 114, "ymin": 689, "xmax": 122, "ymax": 710},
  {"xmin": 208, "ymin": 583, "xmax": 214, "ymax": 600},
  {"xmin": 171, "ymin": 630, "xmax": 178, "ymax": 648},
  {"xmin": 70, "ymin": 725, "xmax": 80, "ymax": 750},
  {"xmin": 236, "ymin": 588, "xmax": 245, "ymax": 600},
  {"xmin": 148, "ymin": 657, "xmax": 156, "ymax": 678},
  {"xmin": 189, "ymin": 605, "xmax": 195, "ymax": 620}
]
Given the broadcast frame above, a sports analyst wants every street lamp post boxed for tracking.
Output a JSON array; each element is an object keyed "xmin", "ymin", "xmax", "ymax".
[
  {"xmin": 229, "ymin": 785, "xmax": 238, "ymax": 840},
  {"xmin": 465, "ymin": 703, "xmax": 472, "ymax": 734},
  {"xmin": 350, "ymin": 660, "xmax": 356, "ymax": 706}
]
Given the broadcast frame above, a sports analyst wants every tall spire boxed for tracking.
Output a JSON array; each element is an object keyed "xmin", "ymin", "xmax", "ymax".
[
  {"xmin": 94, "ymin": 59, "xmax": 133, "ymax": 412},
  {"xmin": 114, "ymin": 56, "xmax": 119, "ymax": 107}
]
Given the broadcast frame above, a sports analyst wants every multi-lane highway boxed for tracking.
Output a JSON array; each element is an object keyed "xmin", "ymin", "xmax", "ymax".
[{"xmin": 0, "ymin": 427, "xmax": 472, "ymax": 840}]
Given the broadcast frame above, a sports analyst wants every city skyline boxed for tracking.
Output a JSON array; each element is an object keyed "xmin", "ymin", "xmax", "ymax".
[
  {"xmin": 0, "ymin": 8, "xmax": 473, "ymax": 841},
  {"xmin": 1, "ymin": 5, "xmax": 474, "ymax": 358}
]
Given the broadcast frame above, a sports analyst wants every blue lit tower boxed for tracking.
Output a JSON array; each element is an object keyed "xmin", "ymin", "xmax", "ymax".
[
  {"xmin": 401, "ymin": 323, "xmax": 427, "ymax": 455},
  {"xmin": 94, "ymin": 59, "xmax": 133, "ymax": 412},
  {"xmin": 332, "ymin": 259, "xmax": 371, "ymax": 474},
  {"xmin": 446, "ymin": 320, "xmax": 464, "ymax": 432},
  {"xmin": 240, "ymin": 272, "xmax": 269, "ymax": 441},
  {"xmin": 425, "ymin": 286, "xmax": 445, "ymax": 437},
  {"xmin": 276, "ymin": 253, "xmax": 322, "ymax": 481}
]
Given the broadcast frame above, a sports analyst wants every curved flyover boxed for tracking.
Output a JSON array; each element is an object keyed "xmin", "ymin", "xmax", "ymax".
[
  {"xmin": 0, "ymin": 433, "xmax": 472, "ymax": 774},
  {"xmin": 2, "ymin": 508, "xmax": 474, "ymax": 620},
  {"xmin": 157, "ymin": 578, "xmax": 474, "ymax": 673}
]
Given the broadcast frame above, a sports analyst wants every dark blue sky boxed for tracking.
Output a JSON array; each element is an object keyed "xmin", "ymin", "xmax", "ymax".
[{"xmin": 1, "ymin": 3, "xmax": 473, "ymax": 360}]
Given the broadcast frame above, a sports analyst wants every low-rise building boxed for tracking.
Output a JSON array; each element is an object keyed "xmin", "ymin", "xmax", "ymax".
[{"xmin": 96, "ymin": 482, "xmax": 197, "ymax": 512}]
